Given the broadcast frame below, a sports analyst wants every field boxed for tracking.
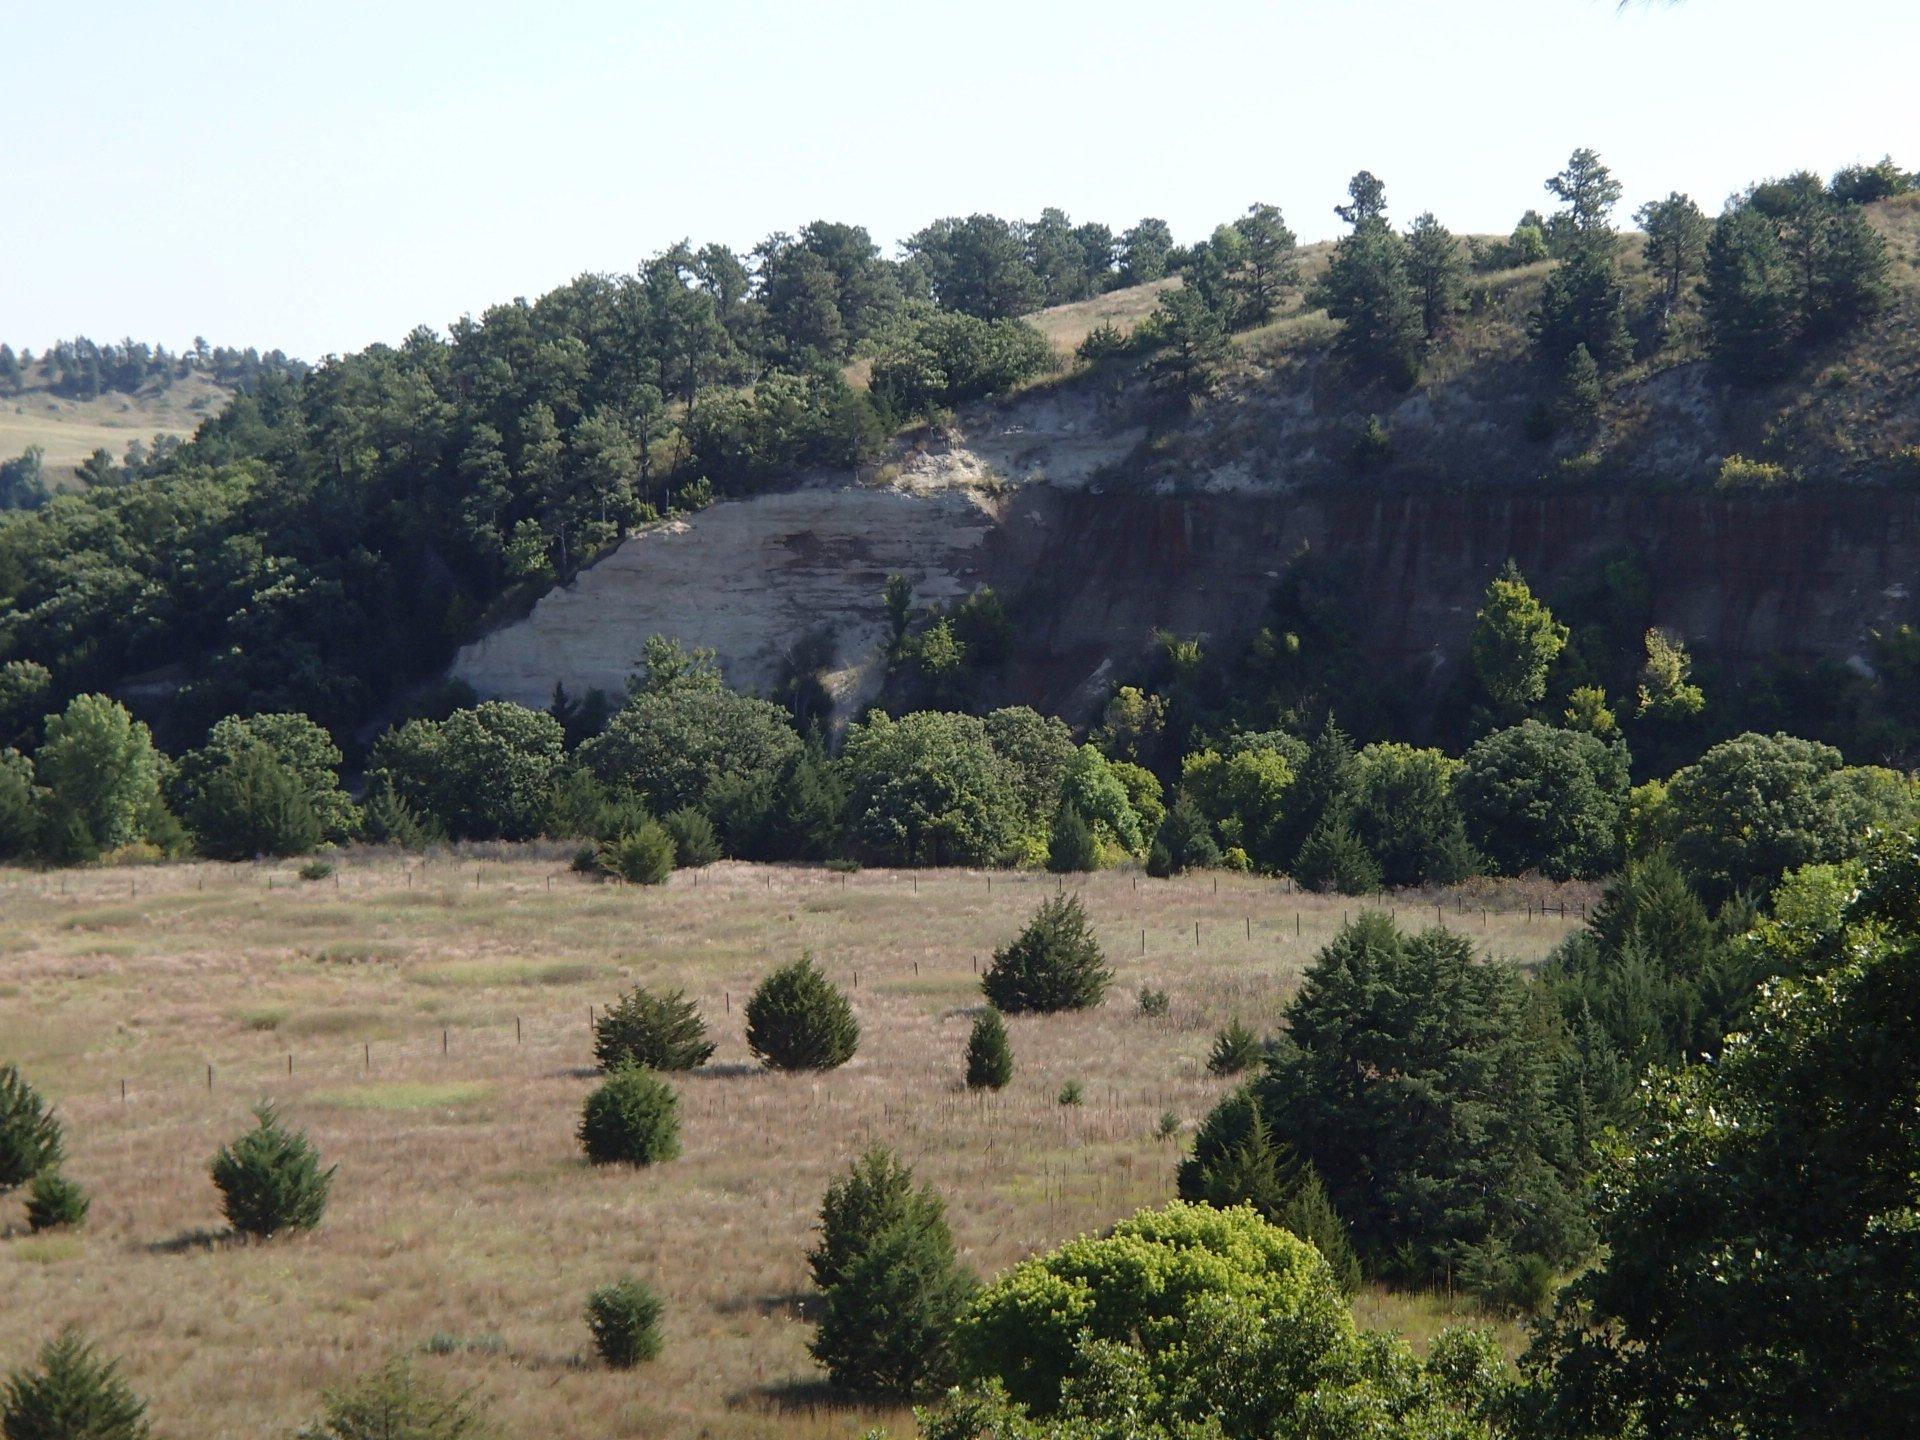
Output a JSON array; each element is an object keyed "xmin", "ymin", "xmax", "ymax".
[
  {"xmin": 0, "ymin": 374, "xmax": 229, "ymax": 483},
  {"xmin": 0, "ymin": 855, "xmax": 1589, "ymax": 1439}
]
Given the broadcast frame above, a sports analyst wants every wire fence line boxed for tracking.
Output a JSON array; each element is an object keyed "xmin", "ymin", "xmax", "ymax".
[{"xmin": 16, "ymin": 858, "xmax": 1589, "ymax": 1123}]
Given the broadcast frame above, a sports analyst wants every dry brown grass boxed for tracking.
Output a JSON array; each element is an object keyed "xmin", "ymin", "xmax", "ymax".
[{"xmin": 0, "ymin": 856, "xmax": 1587, "ymax": 1439}]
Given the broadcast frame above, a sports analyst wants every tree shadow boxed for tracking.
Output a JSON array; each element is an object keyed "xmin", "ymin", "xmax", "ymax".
[
  {"xmin": 143, "ymin": 1226, "xmax": 244, "ymax": 1255},
  {"xmin": 729, "ymin": 1376, "xmax": 910, "ymax": 1420}
]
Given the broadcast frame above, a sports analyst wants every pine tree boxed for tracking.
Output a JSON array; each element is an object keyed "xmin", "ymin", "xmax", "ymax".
[
  {"xmin": 1317, "ymin": 172, "xmax": 1424, "ymax": 389},
  {"xmin": 745, "ymin": 956, "xmax": 858, "ymax": 1070},
  {"xmin": 982, "ymin": 895, "xmax": 1112, "ymax": 1014},
  {"xmin": 1405, "ymin": 212, "xmax": 1466, "ymax": 339},
  {"xmin": 1268, "ymin": 717, "xmax": 1362, "ymax": 870},
  {"xmin": 596, "ymin": 820, "xmax": 676, "ymax": 884},
  {"xmin": 209, "ymin": 1104, "xmax": 335, "ymax": 1236},
  {"xmin": 0, "ymin": 1065, "xmax": 62, "ymax": 1194},
  {"xmin": 358, "ymin": 778, "xmax": 432, "ymax": 849},
  {"xmin": 1557, "ymin": 343, "xmax": 1602, "ymax": 430},
  {"xmin": 660, "ymin": 807, "xmax": 720, "ymax": 867},
  {"xmin": 808, "ymin": 1148, "xmax": 973, "ymax": 1395},
  {"xmin": 769, "ymin": 743, "xmax": 845, "ymax": 859},
  {"xmin": 0, "ymin": 1331, "xmax": 150, "ymax": 1440},
  {"xmin": 1149, "ymin": 791, "xmax": 1221, "ymax": 877},
  {"xmin": 1280, "ymin": 1166, "xmax": 1364, "ymax": 1294},
  {"xmin": 24, "ymin": 1171, "xmax": 89, "ymax": 1232},
  {"xmin": 299, "ymin": 1358, "xmax": 490, "ymax": 1440},
  {"xmin": 594, "ymin": 987, "xmax": 714, "ymax": 1072},
  {"xmin": 1292, "ymin": 813, "xmax": 1382, "ymax": 895},
  {"xmin": 1045, "ymin": 801, "xmax": 1098, "ymax": 873},
  {"xmin": 578, "ymin": 1065, "xmax": 681, "ymax": 1166},
  {"xmin": 585, "ymin": 1278, "xmax": 664, "ymax": 1368},
  {"xmin": 1206, "ymin": 1018, "xmax": 1263, "ymax": 1076},
  {"xmin": 964, "ymin": 1010, "xmax": 1014, "ymax": 1091}
]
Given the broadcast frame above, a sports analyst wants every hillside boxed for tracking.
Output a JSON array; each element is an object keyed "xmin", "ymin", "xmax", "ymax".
[
  {"xmin": 455, "ymin": 196, "xmax": 1920, "ymax": 741},
  {"xmin": 0, "ymin": 371, "xmax": 233, "ymax": 485}
]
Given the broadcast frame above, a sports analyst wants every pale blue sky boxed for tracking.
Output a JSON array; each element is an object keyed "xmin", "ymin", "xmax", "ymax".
[{"xmin": 5, "ymin": 0, "xmax": 1915, "ymax": 359}]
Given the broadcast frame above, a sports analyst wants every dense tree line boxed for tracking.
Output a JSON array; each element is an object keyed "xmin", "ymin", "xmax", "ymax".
[{"xmin": 0, "ymin": 336, "xmax": 302, "ymax": 400}]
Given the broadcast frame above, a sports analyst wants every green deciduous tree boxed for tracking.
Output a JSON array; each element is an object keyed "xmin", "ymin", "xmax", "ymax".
[
  {"xmin": 1456, "ymin": 721, "xmax": 1627, "ymax": 880},
  {"xmin": 370, "ymin": 702, "xmax": 565, "ymax": 841},
  {"xmin": 1469, "ymin": 561, "xmax": 1569, "ymax": 710},
  {"xmin": 841, "ymin": 711, "xmax": 1021, "ymax": 867},
  {"xmin": 34, "ymin": 694, "xmax": 166, "ymax": 862},
  {"xmin": 1531, "ymin": 833, "xmax": 1920, "ymax": 1440}
]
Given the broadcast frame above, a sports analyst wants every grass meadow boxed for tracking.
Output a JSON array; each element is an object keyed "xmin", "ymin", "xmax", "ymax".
[{"xmin": 0, "ymin": 855, "xmax": 1590, "ymax": 1439}]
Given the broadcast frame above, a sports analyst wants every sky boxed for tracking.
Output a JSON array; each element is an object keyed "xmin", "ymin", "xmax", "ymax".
[{"xmin": 4, "ymin": 0, "xmax": 1916, "ymax": 360}]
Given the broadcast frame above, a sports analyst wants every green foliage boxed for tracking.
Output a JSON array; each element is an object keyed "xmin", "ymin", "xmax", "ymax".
[
  {"xmin": 1056, "ymin": 1080, "xmax": 1084, "ymax": 1107},
  {"xmin": 577, "ymin": 646, "xmax": 802, "ymax": 819},
  {"xmin": 1206, "ymin": 1018, "xmax": 1263, "ymax": 1077},
  {"xmin": 370, "ymin": 702, "xmax": 565, "ymax": 841},
  {"xmin": 298, "ymin": 1357, "xmax": 491, "ymax": 1440},
  {"xmin": 1530, "ymin": 833, "xmax": 1920, "ymax": 1440},
  {"xmin": 578, "ymin": 1065, "xmax": 681, "ymax": 1166},
  {"xmin": 1316, "ymin": 171, "xmax": 1423, "ymax": 389},
  {"xmin": 1456, "ymin": 721, "xmax": 1627, "ymax": 880},
  {"xmin": 1405, "ymin": 212, "xmax": 1466, "ymax": 338},
  {"xmin": 982, "ymin": 895, "xmax": 1112, "ymax": 1014},
  {"xmin": 1147, "ymin": 791, "xmax": 1221, "ymax": 877},
  {"xmin": 1637, "ymin": 191, "xmax": 1711, "ymax": 320},
  {"xmin": 841, "ymin": 711, "xmax": 1022, "ymax": 866},
  {"xmin": 659, "ymin": 807, "xmax": 719, "ymax": 867},
  {"xmin": 982, "ymin": 707, "xmax": 1075, "ymax": 831},
  {"xmin": 1151, "ymin": 285, "xmax": 1230, "ymax": 395},
  {"xmin": 0, "ymin": 749, "xmax": 38, "ymax": 859},
  {"xmin": 0, "ymin": 1065, "xmax": 63, "ymax": 1194},
  {"xmin": 809, "ymin": 1147, "xmax": 974, "ymax": 1395},
  {"xmin": 1470, "ymin": 561, "xmax": 1569, "ymax": 711},
  {"xmin": 210, "ymin": 1103, "xmax": 334, "ymax": 1236},
  {"xmin": 1135, "ymin": 986, "xmax": 1170, "ymax": 1019},
  {"xmin": 963, "ymin": 1011, "xmax": 1014, "ymax": 1091},
  {"xmin": 1351, "ymin": 742, "xmax": 1477, "ymax": 887},
  {"xmin": 1259, "ymin": 914, "xmax": 1589, "ymax": 1281},
  {"xmin": 358, "ymin": 779, "xmax": 433, "ymax": 850},
  {"xmin": 171, "ymin": 712, "xmax": 357, "ymax": 859},
  {"xmin": 33, "ymin": 694, "xmax": 166, "ymax": 863},
  {"xmin": 1, "ymin": 1331, "xmax": 150, "ymax": 1440},
  {"xmin": 595, "ymin": 821, "xmax": 676, "ymax": 884},
  {"xmin": 585, "ymin": 1279, "xmax": 664, "ymax": 1368},
  {"xmin": 1636, "ymin": 628, "xmax": 1707, "ymax": 721},
  {"xmin": 24, "ymin": 1171, "xmax": 90, "ymax": 1232},
  {"xmin": 1665, "ymin": 731, "xmax": 1917, "ymax": 905},
  {"xmin": 1057, "ymin": 746, "xmax": 1143, "ymax": 855},
  {"xmin": 594, "ymin": 987, "xmax": 714, "ymax": 1072},
  {"xmin": 1044, "ymin": 802, "xmax": 1097, "ymax": 874},
  {"xmin": 949, "ymin": 1201, "xmax": 1510, "ymax": 1437},
  {"xmin": 1290, "ymin": 813, "xmax": 1381, "ymax": 895},
  {"xmin": 869, "ymin": 305, "xmax": 1052, "ymax": 417},
  {"xmin": 745, "ymin": 956, "xmax": 858, "ymax": 1071}
]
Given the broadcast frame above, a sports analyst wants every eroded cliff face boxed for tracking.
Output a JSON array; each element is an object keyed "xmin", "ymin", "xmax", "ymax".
[{"xmin": 454, "ymin": 475, "xmax": 1920, "ymax": 727}]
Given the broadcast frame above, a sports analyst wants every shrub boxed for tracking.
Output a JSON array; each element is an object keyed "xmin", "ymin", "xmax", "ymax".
[
  {"xmin": 596, "ymin": 821, "xmax": 676, "ymax": 884},
  {"xmin": 24, "ymin": 1171, "xmax": 88, "ymax": 1232},
  {"xmin": 1714, "ymin": 453, "xmax": 1793, "ymax": 491},
  {"xmin": 981, "ymin": 895, "xmax": 1112, "ymax": 1014},
  {"xmin": 299, "ymin": 858, "xmax": 334, "ymax": 882},
  {"xmin": 808, "ymin": 1147, "xmax": 973, "ymax": 1395},
  {"xmin": 0, "ymin": 1064, "xmax": 62, "ymax": 1194},
  {"xmin": 1136, "ymin": 985, "xmax": 1170, "ymax": 1018},
  {"xmin": 585, "ymin": 1278, "xmax": 664, "ymax": 1368},
  {"xmin": 660, "ymin": 807, "xmax": 720, "ymax": 867},
  {"xmin": 210, "ymin": 1104, "xmax": 334, "ymax": 1237},
  {"xmin": 0, "ymin": 1331, "xmax": 150, "ymax": 1440},
  {"xmin": 578, "ymin": 1066, "xmax": 680, "ymax": 1166},
  {"xmin": 299, "ymin": 1357, "xmax": 491, "ymax": 1440},
  {"xmin": 1057, "ymin": 1080, "xmax": 1084, "ymax": 1107},
  {"xmin": 1207, "ymin": 1018, "xmax": 1263, "ymax": 1076},
  {"xmin": 745, "ymin": 956, "xmax": 858, "ymax": 1071},
  {"xmin": 593, "ymin": 988, "xmax": 714, "ymax": 1072},
  {"xmin": 1291, "ymin": 814, "xmax": 1381, "ymax": 895},
  {"xmin": 963, "ymin": 1011, "xmax": 1013, "ymax": 1091}
]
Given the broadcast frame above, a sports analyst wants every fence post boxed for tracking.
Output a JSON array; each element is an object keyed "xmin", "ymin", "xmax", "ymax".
[
  {"xmin": 516, "ymin": 1015, "xmax": 522, "ymax": 1044},
  {"xmin": 364, "ymin": 1042, "xmax": 370, "ymax": 1072},
  {"xmin": 287, "ymin": 1053, "xmax": 293, "ymax": 1075},
  {"xmin": 206, "ymin": 1064, "xmax": 213, "ymax": 1091},
  {"xmin": 442, "ymin": 1028, "xmax": 448, "ymax": 1056},
  {"xmin": 1245, "ymin": 916, "xmax": 1251, "ymax": 940},
  {"xmin": 120, "ymin": 1078, "xmax": 126, "ymax": 1104},
  {"xmin": 1194, "ymin": 921, "xmax": 1200, "ymax": 947}
]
